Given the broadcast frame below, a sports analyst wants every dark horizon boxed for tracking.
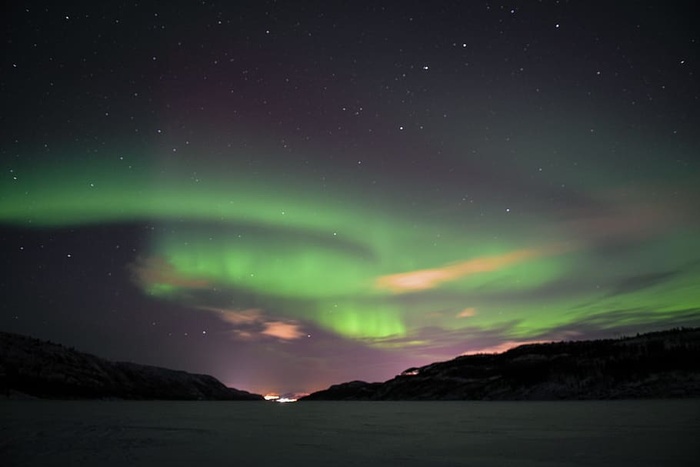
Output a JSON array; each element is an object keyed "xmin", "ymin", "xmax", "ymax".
[{"xmin": 2, "ymin": 1, "xmax": 699, "ymax": 395}]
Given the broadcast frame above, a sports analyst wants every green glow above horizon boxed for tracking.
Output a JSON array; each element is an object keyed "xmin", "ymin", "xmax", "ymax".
[
  {"xmin": 2, "ymin": 150, "xmax": 699, "ymax": 344},
  {"xmin": 313, "ymin": 300, "xmax": 407, "ymax": 339}
]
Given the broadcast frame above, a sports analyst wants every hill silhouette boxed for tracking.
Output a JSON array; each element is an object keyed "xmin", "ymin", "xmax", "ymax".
[
  {"xmin": 302, "ymin": 328, "xmax": 700, "ymax": 400},
  {"xmin": 0, "ymin": 331, "xmax": 263, "ymax": 400}
]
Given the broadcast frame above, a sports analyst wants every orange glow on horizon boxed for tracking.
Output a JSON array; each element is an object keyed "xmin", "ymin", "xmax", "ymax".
[{"xmin": 462, "ymin": 340, "xmax": 549, "ymax": 355}]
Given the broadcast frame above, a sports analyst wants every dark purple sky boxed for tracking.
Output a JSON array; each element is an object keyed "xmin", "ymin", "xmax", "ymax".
[{"xmin": 1, "ymin": 1, "xmax": 699, "ymax": 395}]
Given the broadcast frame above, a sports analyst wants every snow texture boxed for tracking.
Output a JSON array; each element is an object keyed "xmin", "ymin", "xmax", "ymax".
[{"xmin": 2, "ymin": 400, "xmax": 699, "ymax": 466}]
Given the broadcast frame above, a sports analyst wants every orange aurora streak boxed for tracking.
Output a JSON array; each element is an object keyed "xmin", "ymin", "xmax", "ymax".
[
  {"xmin": 375, "ymin": 248, "xmax": 552, "ymax": 293},
  {"xmin": 261, "ymin": 321, "xmax": 306, "ymax": 340},
  {"xmin": 198, "ymin": 307, "xmax": 306, "ymax": 341},
  {"xmin": 130, "ymin": 256, "xmax": 211, "ymax": 289}
]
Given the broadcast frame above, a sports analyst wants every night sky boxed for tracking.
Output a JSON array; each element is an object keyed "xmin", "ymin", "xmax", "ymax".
[{"xmin": 1, "ymin": 1, "xmax": 699, "ymax": 396}]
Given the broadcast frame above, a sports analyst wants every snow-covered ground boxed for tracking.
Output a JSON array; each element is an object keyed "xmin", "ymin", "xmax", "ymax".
[{"xmin": 2, "ymin": 400, "xmax": 699, "ymax": 466}]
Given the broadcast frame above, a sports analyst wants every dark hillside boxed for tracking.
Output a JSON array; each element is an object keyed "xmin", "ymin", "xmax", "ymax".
[
  {"xmin": 302, "ymin": 328, "xmax": 700, "ymax": 400},
  {"xmin": 0, "ymin": 331, "xmax": 263, "ymax": 400}
]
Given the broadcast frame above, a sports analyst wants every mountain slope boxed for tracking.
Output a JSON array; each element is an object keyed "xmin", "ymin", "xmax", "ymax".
[
  {"xmin": 302, "ymin": 328, "xmax": 700, "ymax": 401},
  {"xmin": 0, "ymin": 331, "xmax": 263, "ymax": 400}
]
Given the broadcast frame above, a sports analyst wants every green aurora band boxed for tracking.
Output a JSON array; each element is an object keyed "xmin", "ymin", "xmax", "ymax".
[{"xmin": 3, "ymin": 154, "xmax": 699, "ymax": 344}]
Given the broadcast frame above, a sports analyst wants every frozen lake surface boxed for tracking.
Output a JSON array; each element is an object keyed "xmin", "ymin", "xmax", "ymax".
[{"xmin": 2, "ymin": 399, "xmax": 699, "ymax": 466}]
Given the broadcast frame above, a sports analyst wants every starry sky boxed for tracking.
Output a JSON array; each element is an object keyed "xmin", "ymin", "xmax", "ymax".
[{"xmin": 1, "ymin": 1, "xmax": 699, "ymax": 396}]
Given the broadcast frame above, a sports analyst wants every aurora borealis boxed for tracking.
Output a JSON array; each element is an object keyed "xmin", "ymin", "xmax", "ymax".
[{"xmin": 1, "ymin": 1, "xmax": 699, "ymax": 395}]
